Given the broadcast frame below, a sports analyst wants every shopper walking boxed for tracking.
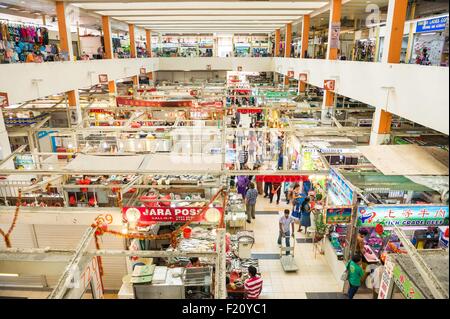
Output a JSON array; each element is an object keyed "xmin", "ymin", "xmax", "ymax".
[
  {"xmin": 299, "ymin": 197, "xmax": 312, "ymax": 234},
  {"xmin": 270, "ymin": 181, "xmax": 282, "ymax": 205},
  {"xmin": 236, "ymin": 125, "xmax": 245, "ymax": 147},
  {"xmin": 278, "ymin": 209, "xmax": 295, "ymax": 255},
  {"xmin": 237, "ymin": 175, "xmax": 250, "ymax": 199},
  {"xmin": 291, "ymin": 183, "xmax": 304, "ymax": 222},
  {"xmin": 346, "ymin": 254, "xmax": 365, "ymax": 299},
  {"xmin": 238, "ymin": 146, "xmax": 249, "ymax": 170},
  {"xmin": 245, "ymin": 183, "xmax": 258, "ymax": 223},
  {"xmin": 263, "ymin": 180, "xmax": 272, "ymax": 198},
  {"xmin": 244, "ymin": 266, "xmax": 263, "ymax": 299}
]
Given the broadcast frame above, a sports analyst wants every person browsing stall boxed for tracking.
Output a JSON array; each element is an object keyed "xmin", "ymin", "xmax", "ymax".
[
  {"xmin": 245, "ymin": 183, "xmax": 258, "ymax": 224},
  {"xmin": 346, "ymin": 254, "xmax": 365, "ymax": 299},
  {"xmin": 244, "ymin": 266, "xmax": 263, "ymax": 299},
  {"xmin": 186, "ymin": 257, "xmax": 202, "ymax": 268}
]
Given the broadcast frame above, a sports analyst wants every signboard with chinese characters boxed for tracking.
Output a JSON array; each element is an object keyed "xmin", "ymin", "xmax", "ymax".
[
  {"xmin": 328, "ymin": 168, "xmax": 355, "ymax": 206},
  {"xmin": 122, "ymin": 206, "xmax": 223, "ymax": 224},
  {"xmin": 357, "ymin": 205, "xmax": 449, "ymax": 227},
  {"xmin": 416, "ymin": 16, "xmax": 448, "ymax": 33},
  {"xmin": 378, "ymin": 257, "xmax": 395, "ymax": 299},
  {"xmin": 325, "ymin": 207, "xmax": 352, "ymax": 224},
  {"xmin": 392, "ymin": 264, "xmax": 424, "ymax": 299}
]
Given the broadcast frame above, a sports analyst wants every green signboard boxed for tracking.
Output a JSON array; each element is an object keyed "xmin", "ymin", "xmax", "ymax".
[
  {"xmin": 392, "ymin": 264, "xmax": 424, "ymax": 299},
  {"xmin": 326, "ymin": 207, "xmax": 353, "ymax": 224},
  {"xmin": 264, "ymin": 91, "xmax": 290, "ymax": 98}
]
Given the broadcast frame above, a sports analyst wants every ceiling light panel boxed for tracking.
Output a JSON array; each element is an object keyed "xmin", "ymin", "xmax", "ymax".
[
  {"xmin": 117, "ymin": 16, "xmax": 302, "ymax": 21},
  {"xmin": 73, "ymin": 2, "xmax": 328, "ymax": 11},
  {"xmin": 96, "ymin": 10, "xmax": 312, "ymax": 16}
]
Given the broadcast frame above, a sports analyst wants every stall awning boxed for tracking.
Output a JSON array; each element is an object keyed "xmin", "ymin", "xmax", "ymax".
[
  {"xmin": 64, "ymin": 154, "xmax": 145, "ymax": 172},
  {"xmin": 138, "ymin": 153, "xmax": 222, "ymax": 172},
  {"xmin": 342, "ymin": 172, "xmax": 435, "ymax": 192},
  {"xmin": 357, "ymin": 145, "xmax": 448, "ymax": 176}
]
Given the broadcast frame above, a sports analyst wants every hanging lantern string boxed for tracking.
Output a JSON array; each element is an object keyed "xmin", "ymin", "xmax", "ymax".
[{"xmin": 0, "ymin": 190, "xmax": 22, "ymax": 248}]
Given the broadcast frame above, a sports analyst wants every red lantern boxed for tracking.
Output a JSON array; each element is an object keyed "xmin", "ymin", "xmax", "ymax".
[{"xmin": 375, "ymin": 224, "xmax": 384, "ymax": 235}]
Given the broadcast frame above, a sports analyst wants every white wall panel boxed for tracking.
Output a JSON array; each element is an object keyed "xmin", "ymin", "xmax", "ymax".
[
  {"xmin": 0, "ymin": 57, "xmax": 448, "ymax": 133},
  {"xmin": 0, "ymin": 58, "xmax": 159, "ymax": 105},
  {"xmin": 274, "ymin": 58, "xmax": 449, "ymax": 135}
]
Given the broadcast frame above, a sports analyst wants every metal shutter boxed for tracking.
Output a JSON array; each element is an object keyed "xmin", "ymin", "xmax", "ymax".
[
  {"xmin": 33, "ymin": 225, "xmax": 126, "ymax": 291},
  {"xmin": 0, "ymin": 224, "xmax": 45, "ymax": 288}
]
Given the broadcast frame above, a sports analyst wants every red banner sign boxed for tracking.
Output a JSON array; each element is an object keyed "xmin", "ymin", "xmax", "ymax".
[
  {"xmin": 324, "ymin": 79, "xmax": 335, "ymax": 91},
  {"xmin": 299, "ymin": 73, "xmax": 308, "ymax": 82},
  {"xmin": 237, "ymin": 108, "xmax": 262, "ymax": 114},
  {"xmin": 122, "ymin": 206, "xmax": 223, "ymax": 224},
  {"xmin": 116, "ymin": 97, "xmax": 193, "ymax": 107},
  {"xmin": 98, "ymin": 74, "xmax": 109, "ymax": 84},
  {"xmin": 0, "ymin": 92, "xmax": 9, "ymax": 108}
]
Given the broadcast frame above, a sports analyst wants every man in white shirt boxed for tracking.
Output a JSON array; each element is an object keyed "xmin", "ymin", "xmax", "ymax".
[{"xmin": 278, "ymin": 209, "xmax": 295, "ymax": 255}]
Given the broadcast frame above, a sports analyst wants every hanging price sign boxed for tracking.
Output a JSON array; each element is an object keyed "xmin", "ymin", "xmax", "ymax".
[
  {"xmin": 324, "ymin": 79, "xmax": 335, "ymax": 91},
  {"xmin": 299, "ymin": 73, "xmax": 308, "ymax": 82},
  {"xmin": 98, "ymin": 74, "xmax": 109, "ymax": 84}
]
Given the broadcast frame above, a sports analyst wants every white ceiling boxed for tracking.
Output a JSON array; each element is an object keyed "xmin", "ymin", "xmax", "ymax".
[{"xmin": 71, "ymin": 1, "xmax": 329, "ymax": 33}]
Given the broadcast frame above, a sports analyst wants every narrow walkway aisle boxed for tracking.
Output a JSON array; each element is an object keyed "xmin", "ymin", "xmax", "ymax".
[{"xmin": 245, "ymin": 195, "xmax": 343, "ymax": 299}]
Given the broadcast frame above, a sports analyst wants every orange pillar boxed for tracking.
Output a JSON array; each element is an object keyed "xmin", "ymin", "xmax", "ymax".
[
  {"xmin": 299, "ymin": 15, "xmax": 310, "ymax": 93},
  {"xmin": 56, "ymin": 1, "xmax": 77, "ymax": 106},
  {"xmin": 382, "ymin": 0, "xmax": 408, "ymax": 64},
  {"xmin": 371, "ymin": 0, "xmax": 407, "ymax": 145},
  {"xmin": 300, "ymin": 15, "xmax": 310, "ymax": 58},
  {"xmin": 322, "ymin": 0, "xmax": 341, "ymax": 117},
  {"xmin": 274, "ymin": 29, "xmax": 281, "ymax": 57},
  {"xmin": 284, "ymin": 23, "xmax": 292, "ymax": 85},
  {"xmin": 129, "ymin": 24, "xmax": 136, "ymax": 58},
  {"xmin": 146, "ymin": 29, "xmax": 153, "ymax": 80},
  {"xmin": 102, "ymin": 16, "xmax": 116, "ymax": 93},
  {"xmin": 326, "ymin": 0, "xmax": 342, "ymax": 60},
  {"xmin": 129, "ymin": 24, "xmax": 138, "ymax": 86}
]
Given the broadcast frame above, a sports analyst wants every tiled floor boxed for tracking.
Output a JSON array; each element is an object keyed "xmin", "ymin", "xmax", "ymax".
[
  {"xmin": 247, "ymin": 196, "xmax": 345, "ymax": 299},
  {"xmin": 0, "ymin": 194, "xmax": 372, "ymax": 300}
]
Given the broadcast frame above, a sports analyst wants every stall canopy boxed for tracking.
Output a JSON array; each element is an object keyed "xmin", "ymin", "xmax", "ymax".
[
  {"xmin": 139, "ymin": 153, "xmax": 222, "ymax": 172},
  {"xmin": 64, "ymin": 154, "xmax": 145, "ymax": 172},
  {"xmin": 391, "ymin": 249, "xmax": 449, "ymax": 299},
  {"xmin": 357, "ymin": 145, "xmax": 448, "ymax": 176},
  {"xmin": 342, "ymin": 172, "xmax": 435, "ymax": 192}
]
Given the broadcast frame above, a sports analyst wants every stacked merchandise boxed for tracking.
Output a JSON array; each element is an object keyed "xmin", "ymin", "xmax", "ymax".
[
  {"xmin": 0, "ymin": 22, "xmax": 61, "ymax": 64},
  {"xmin": 328, "ymin": 224, "xmax": 348, "ymax": 260},
  {"xmin": 353, "ymin": 40, "xmax": 375, "ymax": 62}
]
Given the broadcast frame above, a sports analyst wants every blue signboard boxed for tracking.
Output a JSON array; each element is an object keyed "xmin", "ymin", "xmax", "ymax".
[
  {"xmin": 415, "ymin": 16, "xmax": 448, "ymax": 33},
  {"xmin": 357, "ymin": 205, "xmax": 449, "ymax": 227},
  {"xmin": 329, "ymin": 168, "xmax": 354, "ymax": 205}
]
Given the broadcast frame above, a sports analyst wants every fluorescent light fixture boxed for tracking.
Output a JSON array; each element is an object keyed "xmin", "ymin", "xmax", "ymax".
[{"xmin": 0, "ymin": 273, "xmax": 19, "ymax": 277}]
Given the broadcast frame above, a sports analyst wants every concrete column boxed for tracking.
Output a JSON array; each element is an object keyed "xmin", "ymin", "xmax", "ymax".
[
  {"xmin": 371, "ymin": 0, "xmax": 408, "ymax": 144},
  {"xmin": 128, "ymin": 24, "xmax": 139, "ymax": 87},
  {"xmin": 299, "ymin": 15, "xmax": 311, "ymax": 93},
  {"xmin": 404, "ymin": 1, "xmax": 416, "ymax": 64},
  {"xmin": 0, "ymin": 111, "xmax": 12, "ymax": 165},
  {"xmin": 56, "ymin": 1, "xmax": 77, "ymax": 107},
  {"xmin": 382, "ymin": 0, "xmax": 408, "ymax": 64},
  {"xmin": 274, "ymin": 29, "xmax": 281, "ymax": 57},
  {"xmin": 284, "ymin": 23, "xmax": 292, "ymax": 85},
  {"xmin": 322, "ymin": 0, "xmax": 341, "ymax": 123},
  {"xmin": 370, "ymin": 108, "xmax": 392, "ymax": 145},
  {"xmin": 102, "ymin": 16, "xmax": 116, "ymax": 94}
]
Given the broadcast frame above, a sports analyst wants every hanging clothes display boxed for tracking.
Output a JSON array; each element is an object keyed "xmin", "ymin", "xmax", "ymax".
[{"xmin": 0, "ymin": 21, "xmax": 57, "ymax": 64}]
